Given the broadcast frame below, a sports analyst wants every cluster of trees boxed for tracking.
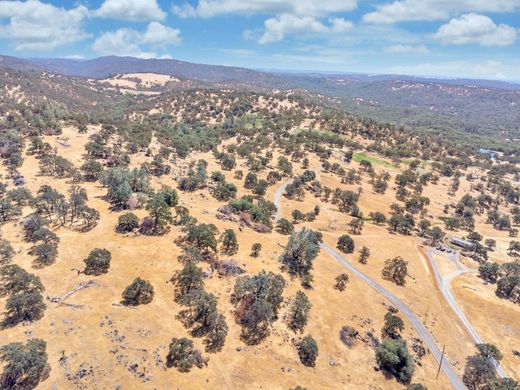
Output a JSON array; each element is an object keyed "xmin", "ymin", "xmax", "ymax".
[
  {"xmin": 291, "ymin": 206, "xmax": 319, "ymax": 224},
  {"xmin": 375, "ymin": 310, "xmax": 416, "ymax": 384},
  {"xmin": 23, "ymin": 214, "xmax": 60, "ymax": 267},
  {"xmin": 101, "ymin": 168, "xmax": 177, "ymax": 235},
  {"xmin": 39, "ymin": 153, "xmax": 75, "ymax": 179},
  {"xmin": 100, "ymin": 167, "xmax": 151, "ymax": 209},
  {"xmin": 178, "ymin": 160, "xmax": 208, "ymax": 192},
  {"xmin": 0, "ymin": 338, "xmax": 50, "ymax": 389},
  {"xmin": 35, "ymin": 185, "xmax": 99, "ymax": 229},
  {"xmin": 172, "ymin": 257, "xmax": 228, "ymax": 353},
  {"xmin": 479, "ymin": 259, "xmax": 520, "ymax": 305},
  {"xmin": 211, "ymin": 171, "xmax": 237, "ymax": 201},
  {"xmin": 0, "ymin": 130, "xmax": 24, "ymax": 176},
  {"xmin": 463, "ymin": 343, "xmax": 518, "ymax": 390},
  {"xmin": 284, "ymin": 170, "xmax": 316, "ymax": 201},
  {"xmin": 229, "ymin": 196, "xmax": 276, "ymax": 228},
  {"xmin": 0, "ymin": 264, "xmax": 46, "ymax": 327},
  {"xmin": 243, "ymin": 171, "xmax": 269, "ymax": 197}
]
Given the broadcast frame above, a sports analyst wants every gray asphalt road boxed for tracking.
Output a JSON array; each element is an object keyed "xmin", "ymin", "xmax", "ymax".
[
  {"xmin": 427, "ymin": 249, "xmax": 506, "ymax": 378},
  {"xmin": 273, "ymin": 178, "xmax": 467, "ymax": 390},
  {"xmin": 274, "ymin": 178, "xmax": 293, "ymax": 223}
]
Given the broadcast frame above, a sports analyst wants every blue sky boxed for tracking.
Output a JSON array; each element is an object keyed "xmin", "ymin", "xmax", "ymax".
[{"xmin": 0, "ymin": 0, "xmax": 519, "ymax": 79}]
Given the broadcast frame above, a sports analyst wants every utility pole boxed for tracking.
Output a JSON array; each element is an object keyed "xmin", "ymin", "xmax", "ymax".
[{"xmin": 436, "ymin": 344, "xmax": 446, "ymax": 380}]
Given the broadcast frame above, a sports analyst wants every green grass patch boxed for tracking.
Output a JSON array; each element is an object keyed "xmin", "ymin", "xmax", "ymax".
[{"xmin": 352, "ymin": 152, "xmax": 397, "ymax": 169}]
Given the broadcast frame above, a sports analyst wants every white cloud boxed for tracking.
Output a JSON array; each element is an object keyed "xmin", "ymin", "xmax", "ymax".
[
  {"xmin": 259, "ymin": 14, "xmax": 353, "ymax": 44},
  {"xmin": 0, "ymin": 0, "xmax": 89, "ymax": 51},
  {"xmin": 389, "ymin": 60, "xmax": 515, "ymax": 79},
  {"xmin": 142, "ymin": 22, "xmax": 182, "ymax": 47},
  {"xmin": 434, "ymin": 13, "xmax": 517, "ymax": 46},
  {"xmin": 95, "ymin": 0, "xmax": 166, "ymax": 22},
  {"xmin": 92, "ymin": 22, "xmax": 181, "ymax": 58},
  {"xmin": 329, "ymin": 17, "xmax": 354, "ymax": 33},
  {"xmin": 386, "ymin": 44, "xmax": 429, "ymax": 54},
  {"xmin": 172, "ymin": 0, "xmax": 357, "ymax": 18},
  {"xmin": 172, "ymin": 0, "xmax": 357, "ymax": 44},
  {"xmin": 363, "ymin": 0, "xmax": 520, "ymax": 23}
]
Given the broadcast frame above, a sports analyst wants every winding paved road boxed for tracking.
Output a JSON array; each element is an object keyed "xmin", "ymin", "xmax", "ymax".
[
  {"xmin": 273, "ymin": 178, "xmax": 466, "ymax": 390},
  {"xmin": 426, "ymin": 249, "xmax": 506, "ymax": 378}
]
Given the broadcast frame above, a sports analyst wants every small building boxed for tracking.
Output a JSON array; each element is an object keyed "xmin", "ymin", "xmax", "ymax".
[{"xmin": 450, "ymin": 237, "xmax": 475, "ymax": 250}]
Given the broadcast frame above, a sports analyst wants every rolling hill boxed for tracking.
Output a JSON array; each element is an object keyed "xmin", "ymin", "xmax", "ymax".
[{"xmin": 3, "ymin": 54, "xmax": 520, "ymax": 148}]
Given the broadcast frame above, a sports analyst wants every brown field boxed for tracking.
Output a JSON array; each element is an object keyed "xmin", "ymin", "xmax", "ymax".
[{"xmin": 1, "ymin": 121, "xmax": 519, "ymax": 390}]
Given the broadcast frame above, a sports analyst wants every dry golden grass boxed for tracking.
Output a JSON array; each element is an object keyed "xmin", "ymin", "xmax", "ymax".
[{"xmin": 0, "ymin": 125, "xmax": 518, "ymax": 389}]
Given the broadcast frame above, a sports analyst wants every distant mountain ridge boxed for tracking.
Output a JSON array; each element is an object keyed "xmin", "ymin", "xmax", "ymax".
[
  {"xmin": 28, "ymin": 56, "xmax": 288, "ymax": 87},
  {"xmin": 1, "ymin": 54, "xmax": 519, "ymax": 142}
]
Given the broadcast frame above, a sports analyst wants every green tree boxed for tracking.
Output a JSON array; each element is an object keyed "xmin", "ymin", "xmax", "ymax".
[
  {"xmin": 349, "ymin": 218, "xmax": 364, "ymax": 234},
  {"xmin": 81, "ymin": 160, "xmax": 103, "ymax": 181},
  {"xmin": 145, "ymin": 193, "xmax": 173, "ymax": 234},
  {"xmin": 375, "ymin": 338, "xmax": 415, "ymax": 384},
  {"xmin": 382, "ymin": 257, "xmax": 408, "ymax": 286},
  {"xmin": 478, "ymin": 262, "xmax": 500, "ymax": 283},
  {"xmin": 186, "ymin": 224, "xmax": 218, "ymax": 252},
  {"xmin": 359, "ymin": 246, "xmax": 370, "ymax": 264},
  {"xmin": 298, "ymin": 335, "xmax": 318, "ymax": 367},
  {"xmin": 382, "ymin": 312, "xmax": 404, "ymax": 339},
  {"xmin": 287, "ymin": 291, "xmax": 311, "ymax": 333},
  {"xmin": 116, "ymin": 212, "xmax": 140, "ymax": 233},
  {"xmin": 220, "ymin": 229, "xmax": 238, "ymax": 255},
  {"xmin": 0, "ymin": 339, "xmax": 50, "ymax": 389},
  {"xmin": 370, "ymin": 211, "xmax": 387, "ymax": 225},
  {"xmin": 276, "ymin": 218, "xmax": 294, "ymax": 235},
  {"xmin": 251, "ymin": 243, "xmax": 262, "ymax": 258},
  {"xmin": 244, "ymin": 172, "xmax": 258, "ymax": 189},
  {"xmin": 122, "ymin": 278, "xmax": 154, "ymax": 306},
  {"xmin": 214, "ymin": 182, "xmax": 237, "ymax": 201},
  {"xmin": 0, "ymin": 239, "xmax": 15, "ymax": 264},
  {"xmin": 3, "ymin": 291, "xmax": 46, "ymax": 326},
  {"xmin": 337, "ymin": 234, "xmax": 355, "ymax": 254},
  {"xmin": 232, "ymin": 271, "xmax": 285, "ymax": 344},
  {"xmin": 0, "ymin": 265, "xmax": 44, "ymax": 297},
  {"xmin": 83, "ymin": 248, "xmax": 111, "ymax": 275},
  {"xmin": 31, "ymin": 243, "xmax": 58, "ymax": 267},
  {"xmin": 173, "ymin": 262, "xmax": 204, "ymax": 302},
  {"xmin": 158, "ymin": 186, "xmax": 178, "ymax": 207},
  {"xmin": 476, "ymin": 343, "xmax": 503, "ymax": 361},
  {"xmin": 335, "ymin": 273, "xmax": 349, "ymax": 291},
  {"xmin": 280, "ymin": 229, "xmax": 321, "ymax": 287},
  {"xmin": 485, "ymin": 239, "xmax": 497, "ymax": 251},
  {"xmin": 204, "ymin": 313, "xmax": 228, "ymax": 353},
  {"xmin": 166, "ymin": 338, "xmax": 205, "ymax": 372},
  {"xmin": 463, "ymin": 355, "xmax": 495, "ymax": 390}
]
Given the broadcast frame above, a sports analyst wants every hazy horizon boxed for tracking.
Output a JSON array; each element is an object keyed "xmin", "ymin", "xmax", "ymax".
[{"xmin": 0, "ymin": 1, "xmax": 519, "ymax": 81}]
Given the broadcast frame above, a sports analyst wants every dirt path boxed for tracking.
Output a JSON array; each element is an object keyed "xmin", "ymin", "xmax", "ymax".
[
  {"xmin": 425, "ymin": 249, "xmax": 506, "ymax": 378},
  {"xmin": 273, "ymin": 178, "xmax": 466, "ymax": 390}
]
